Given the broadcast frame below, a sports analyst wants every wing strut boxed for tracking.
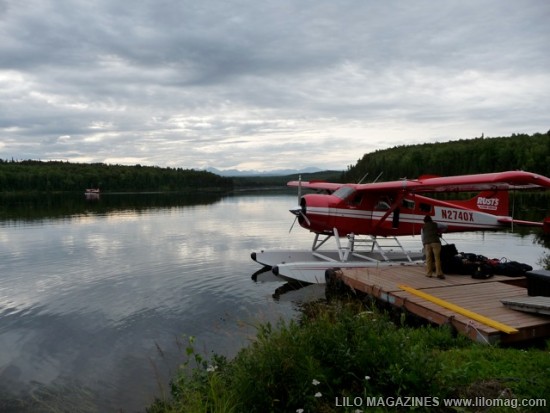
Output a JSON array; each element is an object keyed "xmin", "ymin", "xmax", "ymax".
[{"xmin": 373, "ymin": 193, "xmax": 405, "ymax": 231}]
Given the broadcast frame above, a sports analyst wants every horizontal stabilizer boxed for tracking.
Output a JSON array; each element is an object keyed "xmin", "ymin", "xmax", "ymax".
[{"xmin": 497, "ymin": 217, "xmax": 550, "ymax": 233}]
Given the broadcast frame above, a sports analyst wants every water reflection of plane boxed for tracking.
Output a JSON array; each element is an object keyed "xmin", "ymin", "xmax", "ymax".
[{"xmin": 251, "ymin": 266, "xmax": 325, "ymax": 301}]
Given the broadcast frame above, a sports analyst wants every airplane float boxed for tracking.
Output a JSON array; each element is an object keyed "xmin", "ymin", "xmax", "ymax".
[{"xmin": 251, "ymin": 170, "xmax": 550, "ymax": 284}]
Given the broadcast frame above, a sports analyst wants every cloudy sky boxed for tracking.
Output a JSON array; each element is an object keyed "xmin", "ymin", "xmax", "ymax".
[{"xmin": 1, "ymin": 0, "xmax": 549, "ymax": 171}]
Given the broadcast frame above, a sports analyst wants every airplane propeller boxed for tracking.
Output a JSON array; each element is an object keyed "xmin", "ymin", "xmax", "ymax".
[
  {"xmin": 289, "ymin": 212, "xmax": 299, "ymax": 233},
  {"xmin": 289, "ymin": 175, "xmax": 310, "ymax": 232},
  {"xmin": 289, "ymin": 203, "xmax": 310, "ymax": 232}
]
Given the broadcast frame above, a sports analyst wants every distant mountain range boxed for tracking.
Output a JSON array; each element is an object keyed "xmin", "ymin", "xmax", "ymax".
[{"xmin": 205, "ymin": 166, "xmax": 331, "ymax": 177}]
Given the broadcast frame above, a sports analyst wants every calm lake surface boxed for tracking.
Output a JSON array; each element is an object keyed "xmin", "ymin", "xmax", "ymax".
[{"xmin": 1, "ymin": 192, "xmax": 548, "ymax": 412}]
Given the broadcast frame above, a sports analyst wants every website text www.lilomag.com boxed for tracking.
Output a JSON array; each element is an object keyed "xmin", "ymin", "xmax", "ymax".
[{"xmin": 334, "ymin": 396, "xmax": 548, "ymax": 409}]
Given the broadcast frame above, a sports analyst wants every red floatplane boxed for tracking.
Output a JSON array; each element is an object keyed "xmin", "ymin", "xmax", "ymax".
[{"xmin": 252, "ymin": 170, "xmax": 550, "ymax": 283}]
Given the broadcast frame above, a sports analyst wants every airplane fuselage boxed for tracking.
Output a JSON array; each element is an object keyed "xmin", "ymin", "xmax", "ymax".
[
  {"xmin": 298, "ymin": 191, "xmax": 510, "ymax": 237},
  {"xmin": 289, "ymin": 171, "xmax": 550, "ymax": 237}
]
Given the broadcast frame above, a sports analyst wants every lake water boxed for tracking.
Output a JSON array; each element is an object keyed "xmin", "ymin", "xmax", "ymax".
[{"xmin": 0, "ymin": 192, "xmax": 548, "ymax": 412}]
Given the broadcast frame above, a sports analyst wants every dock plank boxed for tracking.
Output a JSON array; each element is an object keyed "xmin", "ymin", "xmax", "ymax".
[{"xmin": 501, "ymin": 296, "xmax": 550, "ymax": 316}]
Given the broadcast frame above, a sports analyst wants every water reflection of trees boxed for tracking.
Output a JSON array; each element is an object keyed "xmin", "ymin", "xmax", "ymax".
[
  {"xmin": 527, "ymin": 193, "xmax": 550, "ymax": 265},
  {"xmin": 510, "ymin": 192, "xmax": 549, "ymax": 220},
  {"xmin": 0, "ymin": 192, "xmax": 225, "ymax": 222},
  {"xmin": 487, "ymin": 193, "xmax": 550, "ymax": 269},
  {"xmin": 533, "ymin": 232, "xmax": 550, "ymax": 249},
  {"xmin": 533, "ymin": 232, "xmax": 550, "ymax": 269}
]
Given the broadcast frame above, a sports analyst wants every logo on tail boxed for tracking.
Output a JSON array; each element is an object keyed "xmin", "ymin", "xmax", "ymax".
[
  {"xmin": 473, "ymin": 191, "xmax": 508, "ymax": 215},
  {"xmin": 476, "ymin": 196, "xmax": 500, "ymax": 211},
  {"xmin": 450, "ymin": 191, "xmax": 509, "ymax": 216}
]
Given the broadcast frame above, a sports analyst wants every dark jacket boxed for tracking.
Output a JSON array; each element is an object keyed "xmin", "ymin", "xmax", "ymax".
[{"xmin": 422, "ymin": 221, "xmax": 441, "ymax": 245}]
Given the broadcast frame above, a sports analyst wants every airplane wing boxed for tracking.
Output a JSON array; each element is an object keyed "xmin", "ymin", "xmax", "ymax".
[
  {"xmin": 411, "ymin": 171, "xmax": 550, "ymax": 192},
  {"xmin": 352, "ymin": 171, "xmax": 550, "ymax": 193},
  {"xmin": 288, "ymin": 171, "xmax": 550, "ymax": 197},
  {"xmin": 287, "ymin": 180, "xmax": 343, "ymax": 192}
]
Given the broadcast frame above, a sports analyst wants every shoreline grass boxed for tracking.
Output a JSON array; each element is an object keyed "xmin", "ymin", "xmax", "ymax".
[{"xmin": 147, "ymin": 299, "xmax": 549, "ymax": 413}]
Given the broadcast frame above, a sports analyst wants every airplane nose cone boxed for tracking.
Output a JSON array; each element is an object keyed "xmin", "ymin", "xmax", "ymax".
[{"xmin": 251, "ymin": 252, "xmax": 257, "ymax": 261}]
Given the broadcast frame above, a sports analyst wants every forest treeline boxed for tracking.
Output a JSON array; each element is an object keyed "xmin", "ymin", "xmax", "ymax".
[
  {"xmin": 342, "ymin": 131, "xmax": 550, "ymax": 183},
  {"xmin": 0, "ymin": 160, "xmax": 233, "ymax": 192},
  {"xmin": 1, "ymin": 132, "xmax": 549, "ymax": 192}
]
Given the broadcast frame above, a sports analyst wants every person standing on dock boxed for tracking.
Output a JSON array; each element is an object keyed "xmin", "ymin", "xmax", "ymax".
[{"xmin": 422, "ymin": 215, "xmax": 445, "ymax": 279}]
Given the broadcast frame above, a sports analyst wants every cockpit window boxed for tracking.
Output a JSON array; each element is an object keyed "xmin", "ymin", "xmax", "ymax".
[
  {"xmin": 332, "ymin": 186, "xmax": 356, "ymax": 200},
  {"xmin": 420, "ymin": 202, "xmax": 432, "ymax": 212},
  {"xmin": 375, "ymin": 200, "xmax": 391, "ymax": 211},
  {"xmin": 402, "ymin": 199, "xmax": 415, "ymax": 210}
]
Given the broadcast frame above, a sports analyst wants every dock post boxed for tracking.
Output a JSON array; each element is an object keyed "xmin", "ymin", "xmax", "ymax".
[{"xmin": 325, "ymin": 268, "xmax": 356, "ymax": 299}]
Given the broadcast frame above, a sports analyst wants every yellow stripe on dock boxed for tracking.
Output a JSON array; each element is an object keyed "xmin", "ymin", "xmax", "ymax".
[{"xmin": 398, "ymin": 285, "xmax": 518, "ymax": 334}]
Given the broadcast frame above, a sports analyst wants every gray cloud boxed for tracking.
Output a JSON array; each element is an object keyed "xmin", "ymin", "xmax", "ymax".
[{"xmin": 1, "ymin": 0, "xmax": 549, "ymax": 170}]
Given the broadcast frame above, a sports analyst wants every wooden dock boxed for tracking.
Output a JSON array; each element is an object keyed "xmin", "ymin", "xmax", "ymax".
[{"xmin": 334, "ymin": 264, "xmax": 550, "ymax": 344}]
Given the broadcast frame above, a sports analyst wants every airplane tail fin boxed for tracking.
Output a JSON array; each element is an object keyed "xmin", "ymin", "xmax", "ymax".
[{"xmin": 452, "ymin": 191, "xmax": 509, "ymax": 216}]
